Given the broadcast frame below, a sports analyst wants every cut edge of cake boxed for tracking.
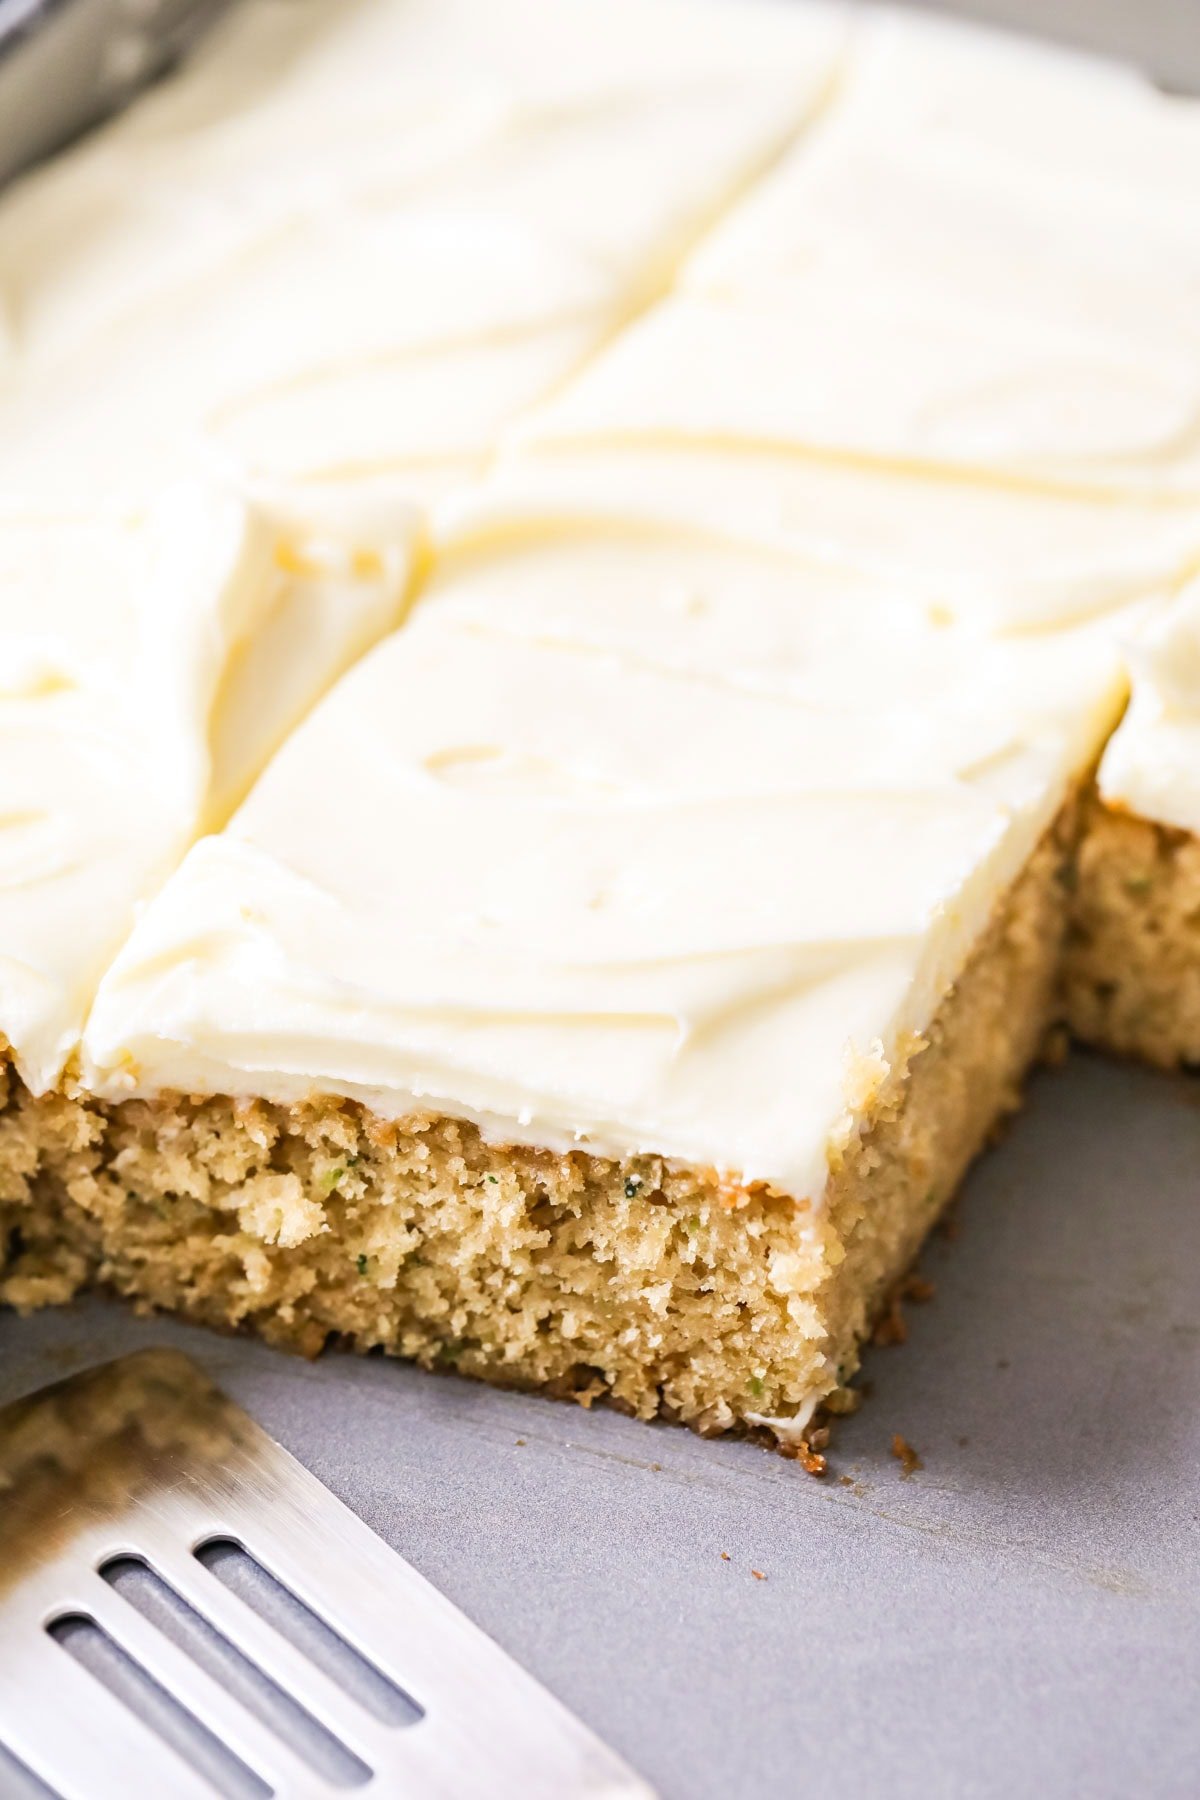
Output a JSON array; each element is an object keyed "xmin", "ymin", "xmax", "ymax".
[{"xmin": 1065, "ymin": 794, "xmax": 1200, "ymax": 1069}]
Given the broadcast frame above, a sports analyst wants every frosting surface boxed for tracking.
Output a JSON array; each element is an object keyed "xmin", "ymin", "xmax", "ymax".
[
  {"xmin": 1099, "ymin": 577, "xmax": 1200, "ymax": 835},
  {"xmin": 0, "ymin": 0, "xmax": 846, "ymax": 504},
  {"xmin": 685, "ymin": 9, "xmax": 1200, "ymax": 496},
  {"xmin": 0, "ymin": 481, "xmax": 415, "ymax": 1091},
  {"xmin": 0, "ymin": 0, "xmax": 847, "ymax": 1089},
  {"xmin": 448, "ymin": 446, "xmax": 1200, "ymax": 637}
]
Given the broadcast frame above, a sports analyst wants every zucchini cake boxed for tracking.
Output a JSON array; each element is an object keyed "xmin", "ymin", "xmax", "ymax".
[{"xmin": 2, "ymin": 0, "xmax": 1200, "ymax": 1452}]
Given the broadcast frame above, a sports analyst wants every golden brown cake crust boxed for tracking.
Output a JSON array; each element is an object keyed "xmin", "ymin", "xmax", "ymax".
[{"xmin": 0, "ymin": 798, "xmax": 1076, "ymax": 1446}]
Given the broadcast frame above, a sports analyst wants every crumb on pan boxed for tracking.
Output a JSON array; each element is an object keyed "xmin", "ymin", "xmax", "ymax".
[{"xmin": 891, "ymin": 1433, "xmax": 923, "ymax": 1478}]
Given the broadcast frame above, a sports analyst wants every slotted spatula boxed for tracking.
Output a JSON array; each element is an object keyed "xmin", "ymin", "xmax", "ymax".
[{"xmin": 0, "ymin": 1348, "xmax": 653, "ymax": 1799}]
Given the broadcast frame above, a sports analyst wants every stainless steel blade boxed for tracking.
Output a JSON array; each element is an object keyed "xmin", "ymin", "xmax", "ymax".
[{"xmin": 0, "ymin": 1348, "xmax": 654, "ymax": 1799}]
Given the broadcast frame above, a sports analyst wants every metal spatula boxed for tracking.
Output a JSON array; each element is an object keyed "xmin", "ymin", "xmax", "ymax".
[
  {"xmin": 0, "ymin": 1348, "xmax": 653, "ymax": 1799},
  {"xmin": 0, "ymin": 0, "xmax": 230, "ymax": 187}
]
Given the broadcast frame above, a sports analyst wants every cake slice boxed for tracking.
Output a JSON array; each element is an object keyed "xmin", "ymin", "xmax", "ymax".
[{"xmin": 3, "ymin": 521, "xmax": 1117, "ymax": 1445}]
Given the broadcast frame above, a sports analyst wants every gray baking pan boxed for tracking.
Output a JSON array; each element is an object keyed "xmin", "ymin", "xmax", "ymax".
[{"xmin": 1, "ymin": 2, "xmax": 1198, "ymax": 1795}]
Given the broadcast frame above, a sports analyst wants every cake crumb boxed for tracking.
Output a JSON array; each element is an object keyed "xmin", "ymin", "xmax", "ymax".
[
  {"xmin": 874, "ymin": 1271, "xmax": 935, "ymax": 1345},
  {"xmin": 873, "ymin": 1293, "xmax": 908, "ymax": 1346},
  {"xmin": 891, "ymin": 1433, "xmax": 923, "ymax": 1478},
  {"xmin": 751, "ymin": 1569, "xmax": 766, "ymax": 1581},
  {"xmin": 720, "ymin": 1551, "xmax": 731, "ymax": 1562},
  {"xmin": 935, "ymin": 1202, "xmax": 961, "ymax": 1241},
  {"xmin": 780, "ymin": 1437, "xmax": 827, "ymax": 1476}
]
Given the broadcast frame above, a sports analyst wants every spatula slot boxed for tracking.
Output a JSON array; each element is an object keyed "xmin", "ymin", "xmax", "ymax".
[
  {"xmin": 195, "ymin": 1538, "xmax": 424, "ymax": 1728},
  {"xmin": 98, "ymin": 1556, "xmax": 374, "ymax": 1788},
  {"xmin": 46, "ymin": 1610, "xmax": 271, "ymax": 1800}
]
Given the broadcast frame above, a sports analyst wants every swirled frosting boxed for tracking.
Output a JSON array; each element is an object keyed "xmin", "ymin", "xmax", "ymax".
[
  {"xmin": 1098, "ymin": 578, "xmax": 1200, "ymax": 834},
  {"xmin": 0, "ymin": 0, "xmax": 846, "ymax": 505},
  {"xmin": 0, "ymin": 480, "xmax": 415, "ymax": 1091},
  {"xmin": 469, "ymin": 9, "xmax": 1200, "ymax": 621},
  {"xmin": 517, "ymin": 9, "xmax": 1200, "ymax": 498},
  {"xmin": 0, "ymin": 0, "xmax": 847, "ymax": 1086}
]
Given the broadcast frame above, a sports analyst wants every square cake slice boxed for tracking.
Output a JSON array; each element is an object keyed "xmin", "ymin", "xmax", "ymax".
[{"xmin": 5, "ymin": 523, "xmax": 1122, "ymax": 1447}]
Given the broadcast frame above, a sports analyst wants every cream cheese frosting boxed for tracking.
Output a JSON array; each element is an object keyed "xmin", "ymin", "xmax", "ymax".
[
  {"xmin": 82, "ymin": 527, "xmax": 1128, "ymax": 1201},
  {"xmin": 510, "ymin": 283, "xmax": 1200, "ymax": 496},
  {"xmin": 0, "ymin": 0, "xmax": 847, "ymax": 505},
  {"xmin": 687, "ymin": 11, "xmax": 1200, "ymax": 341},
  {"xmin": 0, "ymin": 480, "xmax": 415, "ymax": 1093},
  {"xmin": 682, "ymin": 10, "xmax": 1200, "ymax": 497},
  {"xmin": 0, "ymin": 0, "xmax": 850, "ymax": 1088},
  {"xmin": 480, "ymin": 7, "xmax": 1200, "ymax": 588},
  {"xmin": 1098, "ymin": 577, "xmax": 1200, "ymax": 836},
  {"xmin": 445, "ymin": 447, "xmax": 1200, "ymax": 638}
]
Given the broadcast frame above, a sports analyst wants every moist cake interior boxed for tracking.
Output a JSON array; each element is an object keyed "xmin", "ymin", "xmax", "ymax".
[{"xmin": 2, "ymin": 0, "xmax": 1200, "ymax": 1456}]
